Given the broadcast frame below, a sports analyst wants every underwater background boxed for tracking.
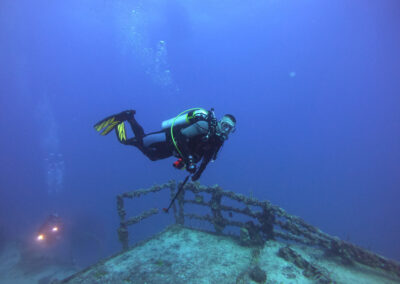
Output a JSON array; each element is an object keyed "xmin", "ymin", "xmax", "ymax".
[{"xmin": 0, "ymin": 0, "xmax": 399, "ymax": 269}]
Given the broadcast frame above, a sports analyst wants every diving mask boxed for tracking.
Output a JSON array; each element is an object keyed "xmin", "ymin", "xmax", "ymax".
[{"xmin": 219, "ymin": 116, "xmax": 236, "ymax": 135}]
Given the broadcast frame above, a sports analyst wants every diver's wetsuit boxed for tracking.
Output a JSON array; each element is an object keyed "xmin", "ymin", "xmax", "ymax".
[{"xmin": 118, "ymin": 115, "xmax": 224, "ymax": 181}]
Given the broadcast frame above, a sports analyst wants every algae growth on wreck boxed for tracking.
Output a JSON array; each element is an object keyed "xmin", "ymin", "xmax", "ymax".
[{"xmin": 60, "ymin": 181, "xmax": 400, "ymax": 284}]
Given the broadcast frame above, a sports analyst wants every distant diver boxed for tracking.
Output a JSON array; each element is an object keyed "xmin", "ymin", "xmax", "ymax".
[
  {"xmin": 36, "ymin": 213, "xmax": 63, "ymax": 245},
  {"xmin": 94, "ymin": 108, "xmax": 236, "ymax": 181}
]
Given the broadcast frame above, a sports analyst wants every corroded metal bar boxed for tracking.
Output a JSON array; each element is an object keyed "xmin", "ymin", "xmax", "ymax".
[
  {"xmin": 210, "ymin": 190, "xmax": 224, "ymax": 234},
  {"xmin": 121, "ymin": 181, "xmax": 174, "ymax": 199},
  {"xmin": 168, "ymin": 181, "xmax": 178, "ymax": 223},
  {"xmin": 123, "ymin": 208, "xmax": 159, "ymax": 226},
  {"xmin": 329, "ymin": 238, "xmax": 400, "ymax": 278},
  {"xmin": 116, "ymin": 195, "xmax": 126, "ymax": 222},
  {"xmin": 184, "ymin": 213, "xmax": 252, "ymax": 229},
  {"xmin": 184, "ymin": 199, "xmax": 261, "ymax": 219},
  {"xmin": 116, "ymin": 181, "xmax": 174, "ymax": 250},
  {"xmin": 116, "ymin": 195, "xmax": 128, "ymax": 250},
  {"xmin": 117, "ymin": 225, "xmax": 129, "ymax": 251},
  {"xmin": 176, "ymin": 180, "xmax": 185, "ymax": 225}
]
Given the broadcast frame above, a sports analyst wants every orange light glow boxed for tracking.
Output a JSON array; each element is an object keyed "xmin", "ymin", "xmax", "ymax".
[
  {"xmin": 37, "ymin": 234, "xmax": 44, "ymax": 241},
  {"xmin": 52, "ymin": 227, "xmax": 58, "ymax": 232}
]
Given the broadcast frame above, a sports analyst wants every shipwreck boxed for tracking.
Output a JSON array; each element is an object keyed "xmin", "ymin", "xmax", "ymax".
[{"xmin": 59, "ymin": 181, "xmax": 400, "ymax": 284}]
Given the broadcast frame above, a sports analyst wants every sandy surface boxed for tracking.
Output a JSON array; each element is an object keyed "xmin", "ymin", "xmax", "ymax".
[{"xmin": 0, "ymin": 242, "xmax": 77, "ymax": 284}]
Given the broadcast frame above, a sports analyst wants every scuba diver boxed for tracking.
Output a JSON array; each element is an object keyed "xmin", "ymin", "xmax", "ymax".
[
  {"xmin": 94, "ymin": 108, "xmax": 236, "ymax": 181},
  {"xmin": 36, "ymin": 213, "xmax": 63, "ymax": 245}
]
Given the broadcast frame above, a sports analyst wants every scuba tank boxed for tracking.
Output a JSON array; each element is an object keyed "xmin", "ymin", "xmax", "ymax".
[
  {"xmin": 161, "ymin": 108, "xmax": 208, "ymax": 130},
  {"xmin": 165, "ymin": 107, "xmax": 218, "ymax": 163}
]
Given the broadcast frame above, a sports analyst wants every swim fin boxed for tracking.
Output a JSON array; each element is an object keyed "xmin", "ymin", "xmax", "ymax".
[
  {"xmin": 94, "ymin": 110, "xmax": 135, "ymax": 136},
  {"xmin": 116, "ymin": 122, "xmax": 127, "ymax": 142}
]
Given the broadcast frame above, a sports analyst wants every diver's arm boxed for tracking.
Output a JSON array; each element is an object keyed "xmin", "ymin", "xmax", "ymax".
[
  {"xmin": 192, "ymin": 138, "xmax": 224, "ymax": 180},
  {"xmin": 192, "ymin": 150, "xmax": 213, "ymax": 181}
]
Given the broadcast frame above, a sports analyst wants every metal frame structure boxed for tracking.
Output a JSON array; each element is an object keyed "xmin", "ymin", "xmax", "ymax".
[{"xmin": 116, "ymin": 180, "xmax": 400, "ymax": 278}]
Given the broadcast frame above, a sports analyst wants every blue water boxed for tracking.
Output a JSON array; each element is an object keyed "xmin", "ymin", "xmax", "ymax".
[{"xmin": 1, "ymin": 0, "xmax": 399, "ymax": 267}]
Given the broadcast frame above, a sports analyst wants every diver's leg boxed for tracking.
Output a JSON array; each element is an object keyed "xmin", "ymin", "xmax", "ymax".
[
  {"xmin": 117, "ymin": 132, "xmax": 154, "ymax": 159},
  {"xmin": 116, "ymin": 125, "xmax": 171, "ymax": 161},
  {"xmin": 111, "ymin": 111, "xmax": 172, "ymax": 160},
  {"xmin": 126, "ymin": 116, "xmax": 144, "ymax": 140},
  {"xmin": 141, "ymin": 132, "xmax": 173, "ymax": 161}
]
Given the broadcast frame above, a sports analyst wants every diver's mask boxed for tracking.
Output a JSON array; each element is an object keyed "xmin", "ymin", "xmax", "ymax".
[{"xmin": 217, "ymin": 116, "xmax": 236, "ymax": 140}]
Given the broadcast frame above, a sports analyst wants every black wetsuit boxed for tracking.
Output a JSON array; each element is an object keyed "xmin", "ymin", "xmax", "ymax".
[{"xmin": 118, "ymin": 116, "xmax": 224, "ymax": 181}]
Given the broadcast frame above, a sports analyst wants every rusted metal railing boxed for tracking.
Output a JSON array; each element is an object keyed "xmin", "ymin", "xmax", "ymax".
[{"xmin": 116, "ymin": 180, "xmax": 400, "ymax": 278}]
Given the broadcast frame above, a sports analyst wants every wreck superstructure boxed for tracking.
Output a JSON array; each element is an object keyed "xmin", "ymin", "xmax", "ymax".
[{"xmin": 61, "ymin": 181, "xmax": 400, "ymax": 283}]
